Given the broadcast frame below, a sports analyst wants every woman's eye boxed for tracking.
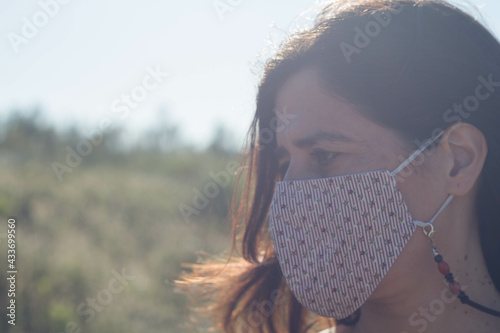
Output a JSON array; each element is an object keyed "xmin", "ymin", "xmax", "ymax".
[{"xmin": 311, "ymin": 149, "xmax": 339, "ymax": 168}]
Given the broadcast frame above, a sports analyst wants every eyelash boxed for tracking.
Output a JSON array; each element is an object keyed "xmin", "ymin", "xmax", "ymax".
[{"xmin": 310, "ymin": 149, "xmax": 339, "ymax": 168}]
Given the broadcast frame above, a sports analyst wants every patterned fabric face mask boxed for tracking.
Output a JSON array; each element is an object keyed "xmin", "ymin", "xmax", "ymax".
[{"xmin": 269, "ymin": 132, "xmax": 453, "ymax": 319}]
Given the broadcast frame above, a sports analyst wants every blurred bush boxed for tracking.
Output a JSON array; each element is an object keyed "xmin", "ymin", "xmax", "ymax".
[{"xmin": 0, "ymin": 107, "xmax": 241, "ymax": 333}]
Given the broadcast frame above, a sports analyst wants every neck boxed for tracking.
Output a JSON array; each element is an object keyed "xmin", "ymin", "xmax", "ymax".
[{"xmin": 344, "ymin": 207, "xmax": 500, "ymax": 333}]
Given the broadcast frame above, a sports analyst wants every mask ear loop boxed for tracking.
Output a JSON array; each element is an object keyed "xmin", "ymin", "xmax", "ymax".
[
  {"xmin": 387, "ymin": 130, "xmax": 498, "ymax": 317},
  {"xmin": 413, "ymin": 194, "xmax": 454, "ymax": 228},
  {"xmin": 389, "ymin": 131, "xmax": 499, "ymax": 316},
  {"xmin": 390, "ymin": 131, "xmax": 443, "ymax": 177}
]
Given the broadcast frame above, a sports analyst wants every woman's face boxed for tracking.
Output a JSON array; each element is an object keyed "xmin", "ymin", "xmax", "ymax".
[{"xmin": 273, "ymin": 68, "xmax": 452, "ymax": 306}]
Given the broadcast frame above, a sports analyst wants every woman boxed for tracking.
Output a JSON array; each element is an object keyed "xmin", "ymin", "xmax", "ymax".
[{"xmin": 176, "ymin": 0, "xmax": 500, "ymax": 332}]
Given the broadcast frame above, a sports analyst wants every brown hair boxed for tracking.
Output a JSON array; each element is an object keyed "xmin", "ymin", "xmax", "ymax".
[{"xmin": 176, "ymin": 1, "xmax": 500, "ymax": 331}]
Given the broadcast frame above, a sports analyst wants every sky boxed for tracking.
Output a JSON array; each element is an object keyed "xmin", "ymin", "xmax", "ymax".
[{"xmin": 1, "ymin": 0, "xmax": 500, "ymax": 150}]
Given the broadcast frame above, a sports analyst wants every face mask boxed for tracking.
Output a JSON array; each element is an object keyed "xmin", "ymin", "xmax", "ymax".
[{"xmin": 269, "ymin": 132, "xmax": 453, "ymax": 319}]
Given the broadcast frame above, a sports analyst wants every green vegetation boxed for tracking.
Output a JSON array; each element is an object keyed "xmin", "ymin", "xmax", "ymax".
[{"xmin": 0, "ymin": 109, "xmax": 241, "ymax": 332}]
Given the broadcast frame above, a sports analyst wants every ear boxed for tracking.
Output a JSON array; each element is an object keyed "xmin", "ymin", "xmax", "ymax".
[{"xmin": 439, "ymin": 123, "xmax": 488, "ymax": 196}]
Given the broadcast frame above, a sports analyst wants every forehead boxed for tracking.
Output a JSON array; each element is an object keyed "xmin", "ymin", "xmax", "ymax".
[{"xmin": 274, "ymin": 69, "xmax": 373, "ymax": 141}]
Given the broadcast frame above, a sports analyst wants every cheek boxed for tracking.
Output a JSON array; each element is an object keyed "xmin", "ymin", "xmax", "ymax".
[
  {"xmin": 282, "ymin": 155, "xmax": 322, "ymax": 181},
  {"xmin": 396, "ymin": 172, "xmax": 444, "ymax": 224}
]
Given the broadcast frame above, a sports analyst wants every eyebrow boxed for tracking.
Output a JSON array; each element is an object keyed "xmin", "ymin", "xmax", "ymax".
[{"xmin": 273, "ymin": 130, "xmax": 355, "ymax": 160}]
